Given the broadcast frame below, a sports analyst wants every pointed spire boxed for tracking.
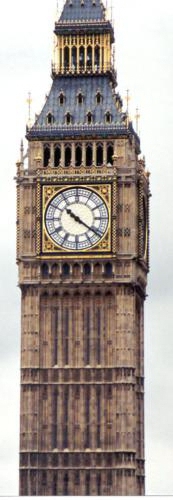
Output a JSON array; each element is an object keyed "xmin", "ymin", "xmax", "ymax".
[
  {"xmin": 59, "ymin": 0, "xmax": 106, "ymax": 23},
  {"xmin": 20, "ymin": 140, "xmax": 24, "ymax": 164},
  {"xmin": 135, "ymin": 107, "xmax": 140, "ymax": 135},
  {"xmin": 26, "ymin": 92, "xmax": 32, "ymax": 127}
]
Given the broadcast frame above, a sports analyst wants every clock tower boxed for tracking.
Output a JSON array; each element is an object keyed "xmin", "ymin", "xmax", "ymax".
[{"xmin": 17, "ymin": 0, "xmax": 150, "ymax": 496}]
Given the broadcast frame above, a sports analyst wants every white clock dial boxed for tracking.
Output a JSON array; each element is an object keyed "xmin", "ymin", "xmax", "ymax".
[{"xmin": 45, "ymin": 187, "xmax": 109, "ymax": 251}]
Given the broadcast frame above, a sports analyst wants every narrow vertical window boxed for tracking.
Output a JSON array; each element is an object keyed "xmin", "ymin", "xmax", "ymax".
[
  {"xmin": 85, "ymin": 386, "xmax": 90, "ymax": 448},
  {"xmin": 77, "ymin": 93, "xmax": 83, "ymax": 105},
  {"xmin": 97, "ymin": 472, "xmax": 101, "ymax": 495},
  {"xmin": 66, "ymin": 113, "xmax": 72, "ymax": 125},
  {"xmin": 102, "ymin": 47, "xmax": 104, "ymax": 69},
  {"xmin": 86, "ymin": 144, "xmax": 93, "ymax": 166},
  {"xmin": 75, "ymin": 145, "xmax": 82, "ymax": 167},
  {"xmin": 42, "ymin": 471, "xmax": 47, "ymax": 495},
  {"xmin": 52, "ymin": 388, "xmax": 57, "ymax": 449},
  {"xmin": 43, "ymin": 146, "xmax": 50, "ymax": 168},
  {"xmin": 47, "ymin": 112, "xmax": 54, "ymax": 125},
  {"xmin": 64, "ymin": 308, "xmax": 69, "ymax": 365},
  {"xmin": 72, "ymin": 46, "xmax": 77, "ymax": 69},
  {"xmin": 84, "ymin": 263, "xmax": 91, "ymax": 276},
  {"xmin": 96, "ymin": 144, "xmax": 103, "ymax": 166},
  {"xmin": 95, "ymin": 46, "xmax": 100, "ymax": 69},
  {"xmin": 65, "ymin": 146, "xmax": 71, "ymax": 167},
  {"xmin": 87, "ymin": 46, "xmax": 92, "ymax": 68},
  {"xmin": 105, "ymin": 112, "xmax": 112, "ymax": 124},
  {"xmin": 53, "ymin": 473, "xmax": 57, "ymax": 496},
  {"xmin": 64, "ymin": 47, "xmax": 69, "ymax": 70},
  {"xmin": 54, "ymin": 145, "xmax": 61, "ymax": 167},
  {"xmin": 107, "ymin": 145, "xmax": 114, "ymax": 165},
  {"xmin": 63, "ymin": 473, "xmax": 69, "ymax": 495},
  {"xmin": 107, "ymin": 470, "xmax": 112, "ymax": 487},
  {"xmin": 105, "ymin": 262, "xmax": 113, "ymax": 277},
  {"xmin": 85, "ymin": 307, "xmax": 90, "ymax": 365},
  {"xmin": 52, "ymin": 308, "xmax": 58, "ymax": 366},
  {"xmin": 86, "ymin": 472, "xmax": 90, "ymax": 496},
  {"xmin": 87, "ymin": 112, "xmax": 93, "ymax": 124},
  {"xmin": 60, "ymin": 49, "xmax": 62, "ymax": 69},
  {"xmin": 62, "ymin": 263, "xmax": 70, "ymax": 276},
  {"xmin": 63, "ymin": 387, "xmax": 68, "ymax": 449},
  {"xmin": 97, "ymin": 386, "xmax": 101, "ymax": 448},
  {"xmin": 75, "ymin": 471, "xmax": 80, "ymax": 487},
  {"xmin": 41, "ymin": 263, "xmax": 49, "ymax": 278},
  {"xmin": 96, "ymin": 307, "xmax": 101, "ymax": 365},
  {"xmin": 79, "ymin": 46, "xmax": 85, "ymax": 68},
  {"xmin": 96, "ymin": 92, "xmax": 102, "ymax": 104},
  {"xmin": 59, "ymin": 92, "xmax": 64, "ymax": 105}
]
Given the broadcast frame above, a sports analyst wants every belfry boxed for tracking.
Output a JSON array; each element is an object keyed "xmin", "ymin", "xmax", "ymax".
[{"xmin": 16, "ymin": 0, "xmax": 150, "ymax": 495}]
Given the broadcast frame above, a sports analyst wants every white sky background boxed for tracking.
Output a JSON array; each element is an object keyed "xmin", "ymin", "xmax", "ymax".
[{"xmin": 0, "ymin": 0, "xmax": 173, "ymax": 495}]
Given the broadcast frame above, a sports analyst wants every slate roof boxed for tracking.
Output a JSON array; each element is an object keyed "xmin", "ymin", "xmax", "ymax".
[
  {"xmin": 31, "ymin": 75, "xmax": 123, "ymax": 129},
  {"xmin": 28, "ymin": 75, "xmax": 139, "ymax": 148},
  {"xmin": 59, "ymin": 0, "xmax": 106, "ymax": 23}
]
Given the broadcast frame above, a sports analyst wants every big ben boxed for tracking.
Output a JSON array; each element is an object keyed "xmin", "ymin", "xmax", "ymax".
[{"xmin": 16, "ymin": 0, "xmax": 150, "ymax": 496}]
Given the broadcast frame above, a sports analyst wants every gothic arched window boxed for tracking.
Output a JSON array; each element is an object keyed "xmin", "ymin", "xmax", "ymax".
[
  {"xmin": 66, "ymin": 112, "xmax": 72, "ymax": 125},
  {"xmin": 75, "ymin": 145, "xmax": 82, "ymax": 166},
  {"xmin": 96, "ymin": 91, "xmax": 102, "ymax": 104},
  {"xmin": 65, "ymin": 146, "xmax": 71, "ymax": 167},
  {"xmin": 43, "ymin": 145, "xmax": 50, "ymax": 167},
  {"xmin": 86, "ymin": 144, "xmax": 93, "ymax": 166},
  {"xmin": 94, "ymin": 263, "xmax": 102, "ymax": 276},
  {"xmin": 105, "ymin": 262, "xmax": 113, "ymax": 277},
  {"xmin": 73, "ymin": 263, "xmax": 80, "ymax": 278},
  {"xmin": 95, "ymin": 46, "xmax": 100, "ymax": 69},
  {"xmin": 64, "ymin": 46, "xmax": 69, "ymax": 70},
  {"xmin": 62, "ymin": 263, "xmax": 70, "ymax": 276},
  {"xmin": 87, "ymin": 46, "xmax": 92, "ymax": 69},
  {"xmin": 72, "ymin": 46, "xmax": 77, "ymax": 70},
  {"xmin": 79, "ymin": 46, "xmax": 85, "ymax": 69},
  {"xmin": 59, "ymin": 92, "xmax": 65, "ymax": 105},
  {"xmin": 54, "ymin": 145, "xmax": 61, "ymax": 167},
  {"xmin": 107, "ymin": 144, "xmax": 114, "ymax": 165},
  {"xmin": 105, "ymin": 111, "xmax": 112, "ymax": 124},
  {"xmin": 87, "ymin": 112, "xmax": 93, "ymax": 125},
  {"xmin": 77, "ymin": 92, "xmax": 84, "ymax": 105},
  {"xmin": 47, "ymin": 112, "xmax": 54, "ymax": 125},
  {"xmin": 96, "ymin": 144, "xmax": 103, "ymax": 166},
  {"xmin": 52, "ymin": 263, "xmax": 59, "ymax": 278},
  {"xmin": 41, "ymin": 263, "xmax": 49, "ymax": 278},
  {"xmin": 84, "ymin": 263, "xmax": 91, "ymax": 276}
]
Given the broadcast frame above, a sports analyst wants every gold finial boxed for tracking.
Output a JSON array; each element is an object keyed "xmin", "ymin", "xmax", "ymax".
[
  {"xmin": 125, "ymin": 89, "xmax": 131, "ymax": 114},
  {"xmin": 135, "ymin": 107, "xmax": 140, "ymax": 134},
  {"xmin": 27, "ymin": 92, "xmax": 32, "ymax": 126},
  {"xmin": 111, "ymin": 0, "xmax": 113, "ymax": 23},
  {"xmin": 56, "ymin": 1, "xmax": 61, "ymax": 20},
  {"xmin": 20, "ymin": 140, "xmax": 24, "ymax": 164}
]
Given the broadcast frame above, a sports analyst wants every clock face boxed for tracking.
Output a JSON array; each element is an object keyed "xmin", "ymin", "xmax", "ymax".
[{"xmin": 45, "ymin": 187, "xmax": 109, "ymax": 251}]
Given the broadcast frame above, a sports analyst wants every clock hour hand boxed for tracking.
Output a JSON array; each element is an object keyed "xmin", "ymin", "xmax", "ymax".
[
  {"xmin": 66, "ymin": 208, "xmax": 101, "ymax": 238},
  {"xmin": 66, "ymin": 208, "xmax": 83, "ymax": 224}
]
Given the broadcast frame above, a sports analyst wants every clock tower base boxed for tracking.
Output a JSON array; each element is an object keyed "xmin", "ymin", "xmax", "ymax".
[{"xmin": 19, "ymin": 276, "xmax": 145, "ymax": 496}]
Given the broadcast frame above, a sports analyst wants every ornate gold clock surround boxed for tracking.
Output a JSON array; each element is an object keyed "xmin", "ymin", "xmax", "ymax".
[{"xmin": 41, "ymin": 182, "xmax": 112, "ymax": 257}]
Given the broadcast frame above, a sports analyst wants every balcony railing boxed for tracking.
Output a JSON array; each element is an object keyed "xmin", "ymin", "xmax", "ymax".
[{"xmin": 51, "ymin": 62, "xmax": 117, "ymax": 79}]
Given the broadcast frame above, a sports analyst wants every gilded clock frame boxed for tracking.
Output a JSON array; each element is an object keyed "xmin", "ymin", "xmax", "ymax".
[{"xmin": 41, "ymin": 183, "xmax": 112, "ymax": 257}]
